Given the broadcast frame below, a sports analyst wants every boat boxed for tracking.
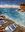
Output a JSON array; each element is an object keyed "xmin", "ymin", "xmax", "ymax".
[{"xmin": 0, "ymin": 15, "xmax": 25, "ymax": 32}]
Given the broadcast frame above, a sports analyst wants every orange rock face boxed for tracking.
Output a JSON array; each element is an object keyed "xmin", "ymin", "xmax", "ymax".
[
  {"xmin": 20, "ymin": 3, "xmax": 25, "ymax": 12},
  {"xmin": 20, "ymin": 6, "xmax": 25, "ymax": 10},
  {"xmin": 0, "ymin": 29, "xmax": 3, "ymax": 32},
  {"xmin": 0, "ymin": 27, "xmax": 5, "ymax": 32}
]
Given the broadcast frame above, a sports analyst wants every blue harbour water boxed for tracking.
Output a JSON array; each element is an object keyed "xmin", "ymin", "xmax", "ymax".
[
  {"xmin": 0, "ymin": 8, "xmax": 25, "ymax": 26},
  {"xmin": 0, "ymin": 0, "xmax": 25, "ymax": 26},
  {"xmin": 0, "ymin": 0, "xmax": 25, "ymax": 5}
]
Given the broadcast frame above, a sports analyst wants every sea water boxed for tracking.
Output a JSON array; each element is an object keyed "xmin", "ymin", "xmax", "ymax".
[
  {"xmin": 0, "ymin": 8, "xmax": 25, "ymax": 27},
  {"xmin": 0, "ymin": 0, "xmax": 25, "ymax": 5}
]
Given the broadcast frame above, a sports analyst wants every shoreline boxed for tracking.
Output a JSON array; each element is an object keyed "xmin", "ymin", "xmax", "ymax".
[
  {"xmin": 3, "ymin": 14, "xmax": 25, "ymax": 27},
  {"xmin": 1, "ymin": 14, "xmax": 25, "ymax": 27}
]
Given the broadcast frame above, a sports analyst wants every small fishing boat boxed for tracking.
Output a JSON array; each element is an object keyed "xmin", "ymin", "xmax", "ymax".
[{"xmin": 0, "ymin": 15, "xmax": 25, "ymax": 32}]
